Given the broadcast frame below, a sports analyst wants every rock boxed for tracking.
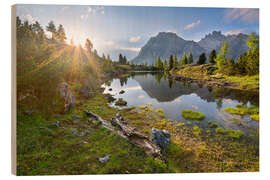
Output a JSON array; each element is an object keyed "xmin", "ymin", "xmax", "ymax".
[
  {"xmin": 71, "ymin": 129, "xmax": 78, "ymax": 135},
  {"xmin": 72, "ymin": 115, "xmax": 81, "ymax": 121},
  {"xmin": 116, "ymin": 113, "xmax": 121, "ymax": 118},
  {"xmin": 111, "ymin": 118, "xmax": 122, "ymax": 130},
  {"xmin": 208, "ymin": 121, "xmax": 218, "ymax": 128},
  {"xmin": 119, "ymin": 90, "xmax": 125, "ymax": 94},
  {"xmin": 53, "ymin": 114, "xmax": 62, "ymax": 118},
  {"xmin": 55, "ymin": 121, "xmax": 60, "ymax": 127},
  {"xmin": 115, "ymin": 98, "xmax": 127, "ymax": 106},
  {"xmin": 78, "ymin": 131, "xmax": 87, "ymax": 137},
  {"xmin": 99, "ymin": 155, "xmax": 110, "ymax": 163},
  {"xmin": 105, "ymin": 94, "xmax": 116, "ymax": 103},
  {"xmin": 59, "ymin": 82, "xmax": 76, "ymax": 112},
  {"xmin": 24, "ymin": 110, "xmax": 35, "ymax": 115},
  {"xmin": 151, "ymin": 128, "xmax": 171, "ymax": 148},
  {"xmin": 80, "ymin": 85, "xmax": 91, "ymax": 97},
  {"xmin": 119, "ymin": 117, "xmax": 124, "ymax": 121}
]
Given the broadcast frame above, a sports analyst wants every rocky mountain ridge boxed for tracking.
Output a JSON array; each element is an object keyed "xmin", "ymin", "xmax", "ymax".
[{"xmin": 132, "ymin": 31, "xmax": 250, "ymax": 65}]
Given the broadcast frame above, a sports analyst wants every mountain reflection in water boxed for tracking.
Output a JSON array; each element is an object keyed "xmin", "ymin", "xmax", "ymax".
[{"xmin": 102, "ymin": 72, "xmax": 259, "ymax": 134}]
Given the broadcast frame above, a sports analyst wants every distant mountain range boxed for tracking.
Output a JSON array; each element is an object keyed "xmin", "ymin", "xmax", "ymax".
[{"xmin": 131, "ymin": 31, "xmax": 249, "ymax": 65}]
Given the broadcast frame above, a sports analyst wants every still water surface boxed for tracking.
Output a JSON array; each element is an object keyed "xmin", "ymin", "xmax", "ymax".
[{"xmin": 102, "ymin": 73, "xmax": 259, "ymax": 134}]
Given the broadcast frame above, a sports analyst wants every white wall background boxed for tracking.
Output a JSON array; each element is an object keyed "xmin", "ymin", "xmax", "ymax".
[{"xmin": 1, "ymin": 0, "xmax": 269, "ymax": 179}]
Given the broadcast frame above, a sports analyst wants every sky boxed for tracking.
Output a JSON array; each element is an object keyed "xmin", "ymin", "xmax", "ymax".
[{"xmin": 16, "ymin": 4, "xmax": 259, "ymax": 60}]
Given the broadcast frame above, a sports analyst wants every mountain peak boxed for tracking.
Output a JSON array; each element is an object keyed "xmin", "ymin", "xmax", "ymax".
[
  {"xmin": 155, "ymin": 32, "xmax": 182, "ymax": 40},
  {"xmin": 157, "ymin": 31, "xmax": 177, "ymax": 36},
  {"xmin": 132, "ymin": 30, "xmax": 250, "ymax": 65}
]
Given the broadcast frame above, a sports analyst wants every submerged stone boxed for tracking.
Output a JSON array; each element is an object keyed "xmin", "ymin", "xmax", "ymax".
[
  {"xmin": 115, "ymin": 98, "xmax": 127, "ymax": 106},
  {"xmin": 119, "ymin": 90, "xmax": 125, "ymax": 94}
]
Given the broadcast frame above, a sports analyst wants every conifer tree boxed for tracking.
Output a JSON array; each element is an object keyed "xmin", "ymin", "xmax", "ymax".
[
  {"xmin": 169, "ymin": 55, "xmax": 174, "ymax": 70},
  {"xmin": 209, "ymin": 49, "xmax": 217, "ymax": 64},
  {"xmin": 187, "ymin": 52, "xmax": 193, "ymax": 64}
]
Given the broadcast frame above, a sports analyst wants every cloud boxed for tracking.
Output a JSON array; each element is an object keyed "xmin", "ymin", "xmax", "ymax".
[
  {"xmin": 184, "ymin": 20, "xmax": 200, "ymax": 30},
  {"xmin": 87, "ymin": 6, "xmax": 105, "ymax": 15},
  {"xmin": 80, "ymin": 14, "xmax": 88, "ymax": 20},
  {"xmin": 88, "ymin": 7, "xmax": 93, "ymax": 13},
  {"xmin": 21, "ymin": 14, "xmax": 37, "ymax": 24},
  {"xmin": 225, "ymin": 29, "xmax": 251, "ymax": 36},
  {"xmin": 174, "ymin": 97, "xmax": 182, "ymax": 102},
  {"xmin": 123, "ymin": 86, "xmax": 142, "ymax": 91},
  {"xmin": 138, "ymin": 95, "xmax": 145, "ymax": 99},
  {"xmin": 128, "ymin": 36, "xmax": 141, "ymax": 43},
  {"xmin": 44, "ymin": 31, "xmax": 52, "ymax": 39},
  {"xmin": 192, "ymin": 105, "xmax": 199, "ymax": 110},
  {"xmin": 167, "ymin": 30, "xmax": 177, "ymax": 34},
  {"xmin": 61, "ymin": 6, "xmax": 70, "ymax": 11},
  {"xmin": 120, "ymin": 47, "xmax": 141, "ymax": 52},
  {"xmin": 225, "ymin": 8, "xmax": 259, "ymax": 23},
  {"xmin": 104, "ymin": 41, "xmax": 115, "ymax": 46}
]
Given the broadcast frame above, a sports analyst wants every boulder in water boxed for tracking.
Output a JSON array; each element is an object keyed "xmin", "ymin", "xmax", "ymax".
[{"xmin": 119, "ymin": 90, "xmax": 125, "ymax": 94}]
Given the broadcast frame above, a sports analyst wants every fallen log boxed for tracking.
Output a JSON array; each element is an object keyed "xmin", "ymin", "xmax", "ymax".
[{"xmin": 84, "ymin": 110, "xmax": 162, "ymax": 159}]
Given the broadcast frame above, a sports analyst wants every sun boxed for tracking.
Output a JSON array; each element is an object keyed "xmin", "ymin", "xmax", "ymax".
[{"xmin": 69, "ymin": 36, "xmax": 85, "ymax": 46}]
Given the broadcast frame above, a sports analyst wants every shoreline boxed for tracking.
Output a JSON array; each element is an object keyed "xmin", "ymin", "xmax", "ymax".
[{"xmin": 168, "ymin": 64, "xmax": 259, "ymax": 93}]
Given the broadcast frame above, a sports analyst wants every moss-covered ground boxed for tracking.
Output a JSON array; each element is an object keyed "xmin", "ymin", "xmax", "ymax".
[{"xmin": 17, "ymin": 89, "xmax": 259, "ymax": 175}]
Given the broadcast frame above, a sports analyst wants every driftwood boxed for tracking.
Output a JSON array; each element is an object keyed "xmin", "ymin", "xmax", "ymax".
[{"xmin": 84, "ymin": 110, "xmax": 162, "ymax": 159}]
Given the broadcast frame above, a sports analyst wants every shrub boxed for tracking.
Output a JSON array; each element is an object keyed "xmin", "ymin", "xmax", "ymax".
[{"xmin": 181, "ymin": 110, "xmax": 205, "ymax": 120}]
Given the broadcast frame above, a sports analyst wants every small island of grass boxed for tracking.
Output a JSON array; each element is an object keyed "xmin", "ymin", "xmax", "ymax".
[
  {"xmin": 156, "ymin": 108, "xmax": 165, "ymax": 118},
  {"xmin": 251, "ymin": 114, "xmax": 259, "ymax": 121},
  {"xmin": 224, "ymin": 104, "xmax": 259, "ymax": 121},
  {"xmin": 181, "ymin": 109, "xmax": 205, "ymax": 120}
]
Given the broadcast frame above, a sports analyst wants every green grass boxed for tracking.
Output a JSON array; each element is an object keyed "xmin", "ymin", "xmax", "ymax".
[
  {"xmin": 251, "ymin": 114, "xmax": 259, "ymax": 121},
  {"xmin": 223, "ymin": 74, "xmax": 259, "ymax": 90},
  {"xmin": 224, "ymin": 104, "xmax": 259, "ymax": 122},
  {"xmin": 156, "ymin": 108, "xmax": 165, "ymax": 118},
  {"xmin": 215, "ymin": 127, "xmax": 226, "ymax": 134},
  {"xmin": 181, "ymin": 110, "xmax": 205, "ymax": 120},
  {"xmin": 171, "ymin": 64, "xmax": 259, "ymax": 91},
  {"xmin": 215, "ymin": 127, "xmax": 244, "ymax": 139},
  {"xmin": 224, "ymin": 106, "xmax": 248, "ymax": 115},
  {"xmin": 193, "ymin": 125, "xmax": 202, "ymax": 136},
  {"xmin": 16, "ymin": 109, "xmax": 173, "ymax": 175},
  {"xmin": 208, "ymin": 120, "xmax": 219, "ymax": 128},
  {"xmin": 227, "ymin": 129, "xmax": 244, "ymax": 139},
  {"xmin": 117, "ymin": 64, "xmax": 132, "ymax": 70},
  {"xmin": 17, "ymin": 89, "xmax": 259, "ymax": 174}
]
